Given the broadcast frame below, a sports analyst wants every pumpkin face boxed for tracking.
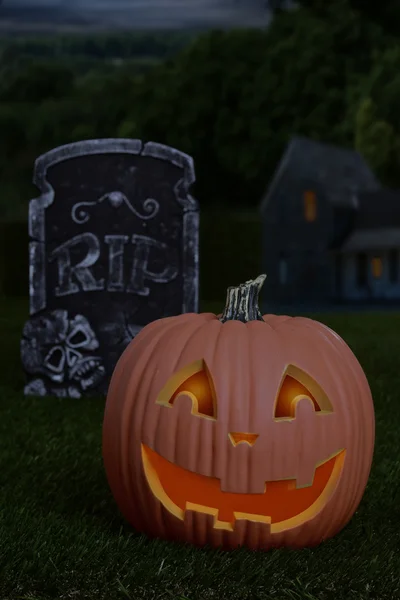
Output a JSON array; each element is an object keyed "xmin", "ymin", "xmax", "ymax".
[{"xmin": 103, "ymin": 276, "xmax": 375, "ymax": 551}]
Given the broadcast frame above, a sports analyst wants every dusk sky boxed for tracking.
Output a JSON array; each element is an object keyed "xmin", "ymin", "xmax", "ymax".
[{"xmin": 0, "ymin": 0, "xmax": 273, "ymax": 31}]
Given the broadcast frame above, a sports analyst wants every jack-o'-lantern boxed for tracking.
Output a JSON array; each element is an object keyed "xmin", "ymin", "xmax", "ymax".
[{"xmin": 102, "ymin": 274, "xmax": 375, "ymax": 551}]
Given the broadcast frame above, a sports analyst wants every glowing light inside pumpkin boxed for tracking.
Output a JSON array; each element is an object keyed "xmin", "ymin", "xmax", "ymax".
[
  {"xmin": 141, "ymin": 444, "xmax": 346, "ymax": 532},
  {"xmin": 156, "ymin": 359, "xmax": 217, "ymax": 419},
  {"xmin": 228, "ymin": 432, "xmax": 259, "ymax": 447},
  {"xmin": 274, "ymin": 365, "xmax": 334, "ymax": 420}
]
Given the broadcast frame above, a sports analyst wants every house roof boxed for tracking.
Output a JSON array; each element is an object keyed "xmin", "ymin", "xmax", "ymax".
[
  {"xmin": 259, "ymin": 136, "xmax": 380, "ymax": 214},
  {"xmin": 339, "ymin": 228, "xmax": 400, "ymax": 252},
  {"xmin": 339, "ymin": 189, "xmax": 400, "ymax": 252}
]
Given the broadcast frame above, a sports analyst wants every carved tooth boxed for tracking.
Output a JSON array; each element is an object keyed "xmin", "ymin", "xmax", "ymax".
[
  {"xmin": 295, "ymin": 465, "xmax": 317, "ymax": 489},
  {"xmin": 233, "ymin": 514, "xmax": 272, "ymax": 542}
]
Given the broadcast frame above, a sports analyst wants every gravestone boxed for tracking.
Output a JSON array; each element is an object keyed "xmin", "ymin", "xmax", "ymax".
[{"xmin": 21, "ymin": 139, "xmax": 199, "ymax": 398}]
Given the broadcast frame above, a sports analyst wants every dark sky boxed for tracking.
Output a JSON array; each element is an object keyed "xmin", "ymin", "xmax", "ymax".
[{"xmin": 0, "ymin": 0, "xmax": 273, "ymax": 32}]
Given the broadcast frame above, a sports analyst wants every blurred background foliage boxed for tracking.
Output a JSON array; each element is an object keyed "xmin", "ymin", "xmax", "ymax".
[{"xmin": 1, "ymin": 0, "xmax": 400, "ymax": 220}]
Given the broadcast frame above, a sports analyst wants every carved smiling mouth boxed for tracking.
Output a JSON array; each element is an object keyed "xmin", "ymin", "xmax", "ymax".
[{"xmin": 141, "ymin": 444, "xmax": 346, "ymax": 532}]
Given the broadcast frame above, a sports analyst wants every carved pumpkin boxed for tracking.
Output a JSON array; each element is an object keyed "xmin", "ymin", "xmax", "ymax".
[{"xmin": 102, "ymin": 275, "xmax": 375, "ymax": 551}]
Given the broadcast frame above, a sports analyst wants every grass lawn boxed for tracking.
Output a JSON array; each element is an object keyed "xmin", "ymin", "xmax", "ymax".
[{"xmin": 0, "ymin": 296, "xmax": 399, "ymax": 600}]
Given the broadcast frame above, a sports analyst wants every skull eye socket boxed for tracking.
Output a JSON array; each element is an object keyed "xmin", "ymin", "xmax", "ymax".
[
  {"xmin": 44, "ymin": 345, "xmax": 65, "ymax": 373},
  {"xmin": 67, "ymin": 325, "xmax": 90, "ymax": 348},
  {"xmin": 274, "ymin": 364, "xmax": 333, "ymax": 420},
  {"xmin": 156, "ymin": 359, "xmax": 217, "ymax": 420}
]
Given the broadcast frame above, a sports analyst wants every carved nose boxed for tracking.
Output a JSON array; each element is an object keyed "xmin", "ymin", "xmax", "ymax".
[{"xmin": 228, "ymin": 432, "xmax": 259, "ymax": 447}]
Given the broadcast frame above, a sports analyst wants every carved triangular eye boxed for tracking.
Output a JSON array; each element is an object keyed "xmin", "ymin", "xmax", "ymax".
[
  {"xmin": 156, "ymin": 359, "xmax": 217, "ymax": 420},
  {"xmin": 273, "ymin": 364, "xmax": 333, "ymax": 420}
]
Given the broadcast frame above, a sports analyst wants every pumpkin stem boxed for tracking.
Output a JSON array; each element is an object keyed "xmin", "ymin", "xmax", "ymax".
[{"xmin": 219, "ymin": 274, "xmax": 266, "ymax": 323}]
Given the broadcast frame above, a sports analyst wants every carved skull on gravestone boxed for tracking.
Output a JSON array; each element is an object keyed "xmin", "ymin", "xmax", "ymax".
[{"xmin": 21, "ymin": 309, "xmax": 105, "ymax": 397}]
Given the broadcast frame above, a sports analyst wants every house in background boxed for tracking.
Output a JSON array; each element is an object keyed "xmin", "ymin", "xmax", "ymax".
[
  {"xmin": 259, "ymin": 136, "xmax": 400, "ymax": 306},
  {"xmin": 338, "ymin": 189, "xmax": 400, "ymax": 301}
]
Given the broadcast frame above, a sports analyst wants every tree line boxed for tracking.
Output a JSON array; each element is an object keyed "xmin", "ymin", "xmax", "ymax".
[
  {"xmin": 0, "ymin": 30, "xmax": 195, "ymax": 62},
  {"xmin": 1, "ymin": 0, "xmax": 400, "ymax": 220}
]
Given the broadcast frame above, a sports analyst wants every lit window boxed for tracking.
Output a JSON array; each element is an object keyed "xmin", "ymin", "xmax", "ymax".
[
  {"xmin": 371, "ymin": 257, "xmax": 382, "ymax": 279},
  {"xmin": 303, "ymin": 190, "xmax": 317, "ymax": 222}
]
